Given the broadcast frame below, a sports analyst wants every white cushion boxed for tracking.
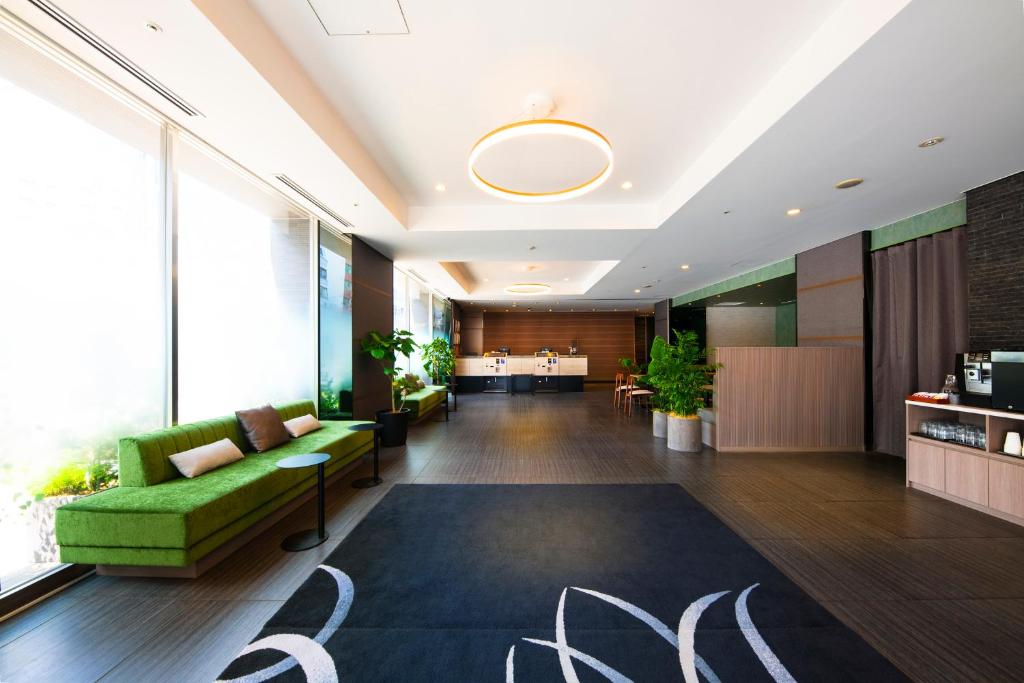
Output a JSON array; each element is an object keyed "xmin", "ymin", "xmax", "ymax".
[
  {"xmin": 168, "ymin": 438, "xmax": 244, "ymax": 479},
  {"xmin": 284, "ymin": 413, "xmax": 322, "ymax": 438}
]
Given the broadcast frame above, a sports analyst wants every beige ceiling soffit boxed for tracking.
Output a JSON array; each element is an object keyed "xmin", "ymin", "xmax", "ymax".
[
  {"xmin": 439, "ymin": 262, "xmax": 476, "ymax": 293},
  {"xmin": 656, "ymin": 0, "xmax": 912, "ymax": 226},
  {"xmin": 191, "ymin": 0, "xmax": 407, "ymax": 226}
]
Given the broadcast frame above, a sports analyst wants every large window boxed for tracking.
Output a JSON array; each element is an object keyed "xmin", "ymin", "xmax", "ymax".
[
  {"xmin": 319, "ymin": 226, "xmax": 353, "ymax": 419},
  {"xmin": 176, "ymin": 140, "xmax": 314, "ymax": 422},
  {"xmin": 392, "ymin": 269, "xmax": 451, "ymax": 381},
  {"xmin": 0, "ymin": 29, "xmax": 165, "ymax": 592},
  {"xmin": 0, "ymin": 22, "xmax": 321, "ymax": 600}
]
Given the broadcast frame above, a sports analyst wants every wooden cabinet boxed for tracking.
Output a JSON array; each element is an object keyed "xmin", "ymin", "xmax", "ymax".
[
  {"xmin": 989, "ymin": 459, "xmax": 1024, "ymax": 519},
  {"xmin": 944, "ymin": 449, "xmax": 988, "ymax": 506},
  {"xmin": 907, "ymin": 439, "xmax": 946, "ymax": 490},
  {"xmin": 906, "ymin": 400, "xmax": 1024, "ymax": 527}
]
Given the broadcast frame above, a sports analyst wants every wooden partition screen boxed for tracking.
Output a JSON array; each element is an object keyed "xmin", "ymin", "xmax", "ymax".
[
  {"xmin": 712, "ymin": 347, "xmax": 864, "ymax": 452},
  {"xmin": 482, "ymin": 312, "xmax": 635, "ymax": 381}
]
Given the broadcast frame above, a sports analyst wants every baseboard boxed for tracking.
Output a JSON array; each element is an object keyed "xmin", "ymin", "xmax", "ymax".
[{"xmin": 95, "ymin": 454, "xmax": 367, "ymax": 578}]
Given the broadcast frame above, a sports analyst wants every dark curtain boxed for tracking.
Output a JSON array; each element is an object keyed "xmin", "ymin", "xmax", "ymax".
[{"xmin": 872, "ymin": 228, "xmax": 969, "ymax": 457}]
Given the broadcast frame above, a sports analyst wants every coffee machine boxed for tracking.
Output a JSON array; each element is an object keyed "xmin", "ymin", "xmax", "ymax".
[{"xmin": 956, "ymin": 352, "xmax": 992, "ymax": 408}]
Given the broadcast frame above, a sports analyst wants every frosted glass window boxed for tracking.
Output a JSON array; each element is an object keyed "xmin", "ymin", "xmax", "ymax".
[
  {"xmin": 0, "ymin": 31, "xmax": 165, "ymax": 592},
  {"xmin": 319, "ymin": 227, "xmax": 353, "ymax": 419},
  {"xmin": 407, "ymin": 279, "xmax": 431, "ymax": 380},
  {"xmin": 177, "ymin": 141, "xmax": 314, "ymax": 422},
  {"xmin": 393, "ymin": 269, "xmax": 407, "ymax": 332}
]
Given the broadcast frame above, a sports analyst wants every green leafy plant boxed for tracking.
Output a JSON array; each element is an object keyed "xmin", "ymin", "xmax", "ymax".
[
  {"xmin": 618, "ymin": 356, "xmax": 641, "ymax": 376},
  {"xmin": 361, "ymin": 329, "xmax": 418, "ymax": 412},
  {"xmin": 37, "ymin": 461, "xmax": 117, "ymax": 498},
  {"xmin": 645, "ymin": 330, "xmax": 719, "ymax": 418},
  {"xmin": 421, "ymin": 337, "xmax": 455, "ymax": 384},
  {"xmin": 393, "ymin": 373, "xmax": 426, "ymax": 411}
]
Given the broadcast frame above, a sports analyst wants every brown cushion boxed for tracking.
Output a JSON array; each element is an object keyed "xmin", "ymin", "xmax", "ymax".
[{"xmin": 235, "ymin": 404, "xmax": 290, "ymax": 452}]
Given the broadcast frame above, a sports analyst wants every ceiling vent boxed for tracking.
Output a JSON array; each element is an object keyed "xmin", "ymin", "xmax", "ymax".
[
  {"xmin": 274, "ymin": 175, "xmax": 354, "ymax": 228},
  {"xmin": 26, "ymin": 0, "xmax": 203, "ymax": 117},
  {"xmin": 307, "ymin": 0, "xmax": 410, "ymax": 36}
]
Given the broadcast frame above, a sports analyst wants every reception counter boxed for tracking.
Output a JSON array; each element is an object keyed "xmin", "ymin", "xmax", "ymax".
[{"xmin": 455, "ymin": 355, "xmax": 588, "ymax": 393}]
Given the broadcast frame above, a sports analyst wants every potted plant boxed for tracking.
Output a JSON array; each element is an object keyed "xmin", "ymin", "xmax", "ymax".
[
  {"xmin": 647, "ymin": 330, "xmax": 718, "ymax": 452},
  {"xmin": 647, "ymin": 336, "xmax": 669, "ymax": 439},
  {"xmin": 421, "ymin": 337, "xmax": 455, "ymax": 385},
  {"xmin": 361, "ymin": 329, "xmax": 418, "ymax": 446}
]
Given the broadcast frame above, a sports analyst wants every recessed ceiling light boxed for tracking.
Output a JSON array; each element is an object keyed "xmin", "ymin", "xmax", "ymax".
[
  {"xmin": 918, "ymin": 136, "xmax": 944, "ymax": 148},
  {"xmin": 680, "ymin": 264, "xmax": 690, "ymax": 270},
  {"xmin": 621, "ymin": 181, "xmax": 633, "ymax": 190},
  {"xmin": 634, "ymin": 289, "xmax": 641, "ymax": 293},
  {"xmin": 834, "ymin": 178, "xmax": 863, "ymax": 189},
  {"xmin": 563, "ymin": 277, "xmax": 569, "ymax": 281},
  {"xmin": 145, "ymin": 21, "xmax": 163, "ymax": 33},
  {"xmin": 483, "ymin": 277, "xmax": 489, "ymax": 282},
  {"xmin": 434, "ymin": 183, "xmax": 446, "ymax": 192},
  {"xmin": 786, "ymin": 208, "xmax": 801, "ymax": 216}
]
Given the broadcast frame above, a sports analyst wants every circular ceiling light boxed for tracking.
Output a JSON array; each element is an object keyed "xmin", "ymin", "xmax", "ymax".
[
  {"xmin": 918, "ymin": 136, "xmax": 944, "ymax": 148},
  {"xmin": 468, "ymin": 119, "xmax": 613, "ymax": 203},
  {"xmin": 835, "ymin": 177, "xmax": 863, "ymax": 189},
  {"xmin": 504, "ymin": 283, "xmax": 552, "ymax": 295},
  {"xmin": 786, "ymin": 208, "xmax": 802, "ymax": 216}
]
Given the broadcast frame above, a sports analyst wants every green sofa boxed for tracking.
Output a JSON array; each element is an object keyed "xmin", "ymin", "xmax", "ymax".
[
  {"xmin": 55, "ymin": 400, "xmax": 373, "ymax": 570},
  {"xmin": 404, "ymin": 386, "xmax": 447, "ymax": 421}
]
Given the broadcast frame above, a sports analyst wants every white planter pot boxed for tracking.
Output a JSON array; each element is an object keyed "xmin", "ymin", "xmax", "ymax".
[
  {"xmin": 666, "ymin": 414, "xmax": 702, "ymax": 452},
  {"xmin": 652, "ymin": 410, "xmax": 667, "ymax": 439}
]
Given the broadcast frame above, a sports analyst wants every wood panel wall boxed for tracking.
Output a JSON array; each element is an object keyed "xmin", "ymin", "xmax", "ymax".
[
  {"xmin": 713, "ymin": 347, "xmax": 864, "ymax": 451},
  {"xmin": 351, "ymin": 237, "xmax": 393, "ymax": 420},
  {"xmin": 482, "ymin": 312, "xmax": 635, "ymax": 381}
]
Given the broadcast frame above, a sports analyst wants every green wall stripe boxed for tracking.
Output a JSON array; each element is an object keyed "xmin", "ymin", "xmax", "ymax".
[
  {"xmin": 869, "ymin": 199, "xmax": 966, "ymax": 251},
  {"xmin": 671, "ymin": 257, "xmax": 795, "ymax": 306}
]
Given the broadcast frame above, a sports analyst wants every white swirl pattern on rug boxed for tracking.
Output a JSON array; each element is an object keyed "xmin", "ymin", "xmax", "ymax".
[
  {"xmin": 220, "ymin": 566, "xmax": 794, "ymax": 683},
  {"xmin": 217, "ymin": 564, "xmax": 353, "ymax": 683},
  {"xmin": 506, "ymin": 582, "xmax": 796, "ymax": 683}
]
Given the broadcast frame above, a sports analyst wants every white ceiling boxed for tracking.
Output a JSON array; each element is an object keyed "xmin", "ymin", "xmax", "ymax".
[
  {"xmin": 5, "ymin": 0, "xmax": 1023, "ymax": 308},
  {"xmin": 250, "ymin": 0, "xmax": 845, "ymax": 206}
]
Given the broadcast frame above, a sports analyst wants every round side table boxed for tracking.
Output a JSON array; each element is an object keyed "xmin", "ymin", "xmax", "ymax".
[
  {"xmin": 348, "ymin": 423, "xmax": 384, "ymax": 488},
  {"xmin": 275, "ymin": 452, "xmax": 331, "ymax": 552}
]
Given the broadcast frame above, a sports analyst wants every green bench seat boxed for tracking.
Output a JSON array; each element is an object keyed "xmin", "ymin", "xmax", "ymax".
[
  {"xmin": 404, "ymin": 386, "xmax": 447, "ymax": 421},
  {"xmin": 55, "ymin": 401, "xmax": 373, "ymax": 569}
]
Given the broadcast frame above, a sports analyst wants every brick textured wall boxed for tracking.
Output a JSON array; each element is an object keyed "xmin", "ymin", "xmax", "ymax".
[{"xmin": 967, "ymin": 171, "xmax": 1024, "ymax": 349}]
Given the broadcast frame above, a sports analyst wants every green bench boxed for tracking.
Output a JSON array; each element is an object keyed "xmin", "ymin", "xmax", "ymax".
[
  {"xmin": 404, "ymin": 386, "xmax": 448, "ymax": 422},
  {"xmin": 55, "ymin": 400, "xmax": 373, "ymax": 576}
]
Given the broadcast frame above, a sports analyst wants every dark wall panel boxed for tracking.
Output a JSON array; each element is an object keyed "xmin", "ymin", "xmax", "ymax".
[
  {"xmin": 967, "ymin": 171, "xmax": 1024, "ymax": 349},
  {"xmin": 351, "ymin": 237, "xmax": 393, "ymax": 419},
  {"xmin": 482, "ymin": 312, "xmax": 636, "ymax": 380},
  {"xmin": 796, "ymin": 232, "xmax": 869, "ymax": 347},
  {"xmin": 654, "ymin": 299, "xmax": 670, "ymax": 342}
]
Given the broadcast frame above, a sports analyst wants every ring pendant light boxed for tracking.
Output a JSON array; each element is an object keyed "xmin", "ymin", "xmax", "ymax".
[{"xmin": 468, "ymin": 119, "xmax": 614, "ymax": 203}]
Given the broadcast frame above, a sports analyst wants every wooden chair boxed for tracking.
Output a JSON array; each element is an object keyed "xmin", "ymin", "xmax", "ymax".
[
  {"xmin": 624, "ymin": 383, "xmax": 654, "ymax": 416},
  {"xmin": 613, "ymin": 372, "xmax": 635, "ymax": 409}
]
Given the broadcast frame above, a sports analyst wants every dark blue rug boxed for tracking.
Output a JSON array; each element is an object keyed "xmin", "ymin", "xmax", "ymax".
[{"xmin": 217, "ymin": 484, "xmax": 906, "ymax": 682}]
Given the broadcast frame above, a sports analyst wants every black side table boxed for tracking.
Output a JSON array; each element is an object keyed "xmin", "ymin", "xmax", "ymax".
[
  {"xmin": 348, "ymin": 423, "xmax": 384, "ymax": 488},
  {"xmin": 275, "ymin": 452, "xmax": 331, "ymax": 551},
  {"xmin": 431, "ymin": 385, "xmax": 451, "ymax": 422}
]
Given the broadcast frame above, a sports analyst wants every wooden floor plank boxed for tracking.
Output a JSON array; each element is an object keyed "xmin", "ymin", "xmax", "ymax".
[{"xmin": 2, "ymin": 389, "xmax": 1020, "ymax": 681}]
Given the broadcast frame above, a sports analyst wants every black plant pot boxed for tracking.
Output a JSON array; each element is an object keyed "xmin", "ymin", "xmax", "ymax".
[{"xmin": 376, "ymin": 408, "xmax": 411, "ymax": 447}]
